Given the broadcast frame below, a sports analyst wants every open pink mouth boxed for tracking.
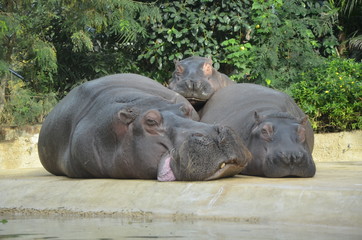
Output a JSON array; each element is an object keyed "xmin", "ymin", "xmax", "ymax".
[{"xmin": 157, "ymin": 154, "xmax": 176, "ymax": 182}]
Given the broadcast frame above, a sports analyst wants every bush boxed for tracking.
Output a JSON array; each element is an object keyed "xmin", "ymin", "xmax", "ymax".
[
  {"xmin": 138, "ymin": 0, "xmax": 256, "ymax": 81},
  {"xmin": 139, "ymin": 0, "xmax": 339, "ymax": 86},
  {"xmin": 222, "ymin": 0, "xmax": 339, "ymax": 88},
  {"xmin": 289, "ymin": 57, "xmax": 362, "ymax": 132},
  {"xmin": 0, "ymin": 80, "xmax": 57, "ymax": 126}
]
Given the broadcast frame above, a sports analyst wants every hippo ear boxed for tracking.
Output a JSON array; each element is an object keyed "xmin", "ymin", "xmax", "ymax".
[
  {"xmin": 117, "ymin": 108, "xmax": 138, "ymax": 125},
  {"xmin": 202, "ymin": 62, "xmax": 213, "ymax": 76},
  {"xmin": 175, "ymin": 63, "xmax": 184, "ymax": 75},
  {"xmin": 299, "ymin": 115, "xmax": 309, "ymax": 126},
  {"xmin": 254, "ymin": 111, "xmax": 262, "ymax": 124},
  {"xmin": 297, "ymin": 125, "xmax": 306, "ymax": 143},
  {"xmin": 297, "ymin": 116, "xmax": 308, "ymax": 143},
  {"xmin": 179, "ymin": 104, "xmax": 193, "ymax": 118}
]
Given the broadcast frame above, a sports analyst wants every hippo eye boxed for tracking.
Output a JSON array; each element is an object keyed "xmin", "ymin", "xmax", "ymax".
[
  {"xmin": 261, "ymin": 123, "xmax": 273, "ymax": 141},
  {"xmin": 146, "ymin": 118, "xmax": 158, "ymax": 126},
  {"xmin": 261, "ymin": 129, "xmax": 271, "ymax": 140}
]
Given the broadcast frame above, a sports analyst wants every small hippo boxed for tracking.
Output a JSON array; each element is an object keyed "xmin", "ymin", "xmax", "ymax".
[
  {"xmin": 200, "ymin": 83, "xmax": 316, "ymax": 178},
  {"xmin": 168, "ymin": 56, "xmax": 235, "ymax": 111},
  {"xmin": 38, "ymin": 74, "xmax": 251, "ymax": 181}
]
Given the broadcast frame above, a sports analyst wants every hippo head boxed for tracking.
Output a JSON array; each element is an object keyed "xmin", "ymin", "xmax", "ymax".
[
  {"xmin": 241, "ymin": 112, "xmax": 316, "ymax": 178},
  {"xmin": 113, "ymin": 97, "xmax": 251, "ymax": 181},
  {"xmin": 168, "ymin": 57, "xmax": 218, "ymax": 110}
]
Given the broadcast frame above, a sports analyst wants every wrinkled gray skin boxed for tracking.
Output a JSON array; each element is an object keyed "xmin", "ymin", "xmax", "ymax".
[
  {"xmin": 168, "ymin": 56, "xmax": 235, "ymax": 111},
  {"xmin": 38, "ymin": 74, "xmax": 251, "ymax": 181},
  {"xmin": 200, "ymin": 83, "xmax": 316, "ymax": 178}
]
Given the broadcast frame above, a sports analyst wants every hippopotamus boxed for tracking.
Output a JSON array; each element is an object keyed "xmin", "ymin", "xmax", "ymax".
[
  {"xmin": 200, "ymin": 83, "xmax": 316, "ymax": 178},
  {"xmin": 168, "ymin": 56, "xmax": 235, "ymax": 111},
  {"xmin": 38, "ymin": 73, "xmax": 251, "ymax": 181}
]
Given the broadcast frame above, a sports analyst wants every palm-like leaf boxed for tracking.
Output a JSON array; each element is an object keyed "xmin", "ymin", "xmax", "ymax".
[
  {"xmin": 349, "ymin": 34, "xmax": 362, "ymax": 50},
  {"xmin": 332, "ymin": 0, "xmax": 362, "ymax": 16}
]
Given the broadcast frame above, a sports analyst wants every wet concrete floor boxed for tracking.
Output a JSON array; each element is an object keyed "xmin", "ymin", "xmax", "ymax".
[
  {"xmin": 1, "ymin": 215, "xmax": 361, "ymax": 240},
  {"xmin": 1, "ymin": 161, "xmax": 362, "ymax": 232}
]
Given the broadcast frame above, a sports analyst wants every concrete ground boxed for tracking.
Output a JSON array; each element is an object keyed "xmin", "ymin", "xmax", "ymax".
[
  {"xmin": 1, "ymin": 161, "xmax": 361, "ymax": 229},
  {"xmin": 0, "ymin": 129, "xmax": 361, "ymax": 237}
]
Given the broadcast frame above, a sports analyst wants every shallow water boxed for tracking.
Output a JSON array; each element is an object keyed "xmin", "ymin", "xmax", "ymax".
[{"xmin": 0, "ymin": 216, "xmax": 361, "ymax": 240}]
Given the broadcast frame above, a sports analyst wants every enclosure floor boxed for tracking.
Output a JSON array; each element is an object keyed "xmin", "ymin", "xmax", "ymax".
[{"xmin": 0, "ymin": 162, "xmax": 361, "ymax": 229}]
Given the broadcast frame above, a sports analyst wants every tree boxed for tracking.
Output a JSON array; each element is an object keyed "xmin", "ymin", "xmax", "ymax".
[
  {"xmin": 47, "ymin": 0, "xmax": 160, "ymax": 95},
  {"xmin": 0, "ymin": 0, "xmax": 159, "ymax": 124},
  {"xmin": 0, "ymin": 1, "xmax": 159, "ymax": 94},
  {"xmin": 330, "ymin": 0, "xmax": 362, "ymax": 60}
]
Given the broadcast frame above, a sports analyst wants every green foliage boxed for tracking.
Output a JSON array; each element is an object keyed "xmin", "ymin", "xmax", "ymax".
[
  {"xmin": 0, "ymin": 0, "xmax": 360, "ymax": 133},
  {"xmin": 0, "ymin": 1, "xmax": 58, "ymax": 92},
  {"xmin": 330, "ymin": 0, "xmax": 362, "ymax": 16},
  {"xmin": 329, "ymin": 0, "xmax": 362, "ymax": 60},
  {"xmin": 222, "ymin": 0, "xmax": 339, "ymax": 88},
  {"xmin": 289, "ymin": 57, "xmax": 362, "ymax": 132},
  {"xmin": 48, "ymin": 0, "xmax": 160, "ymax": 93},
  {"xmin": 0, "ymin": 0, "xmax": 160, "ymax": 95},
  {"xmin": 221, "ymin": 40, "xmax": 254, "ymax": 81},
  {"xmin": 71, "ymin": 31, "xmax": 94, "ymax": 52},
  {"xmin": 0, "ymin": 80, "xmax": 57, "ymax": 126}
]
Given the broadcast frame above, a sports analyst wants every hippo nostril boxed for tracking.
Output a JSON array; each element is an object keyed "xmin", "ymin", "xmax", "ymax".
[
  {"xmin": 292, "ymin": 152, "xmax": 304, "ymax": 164},
  {"xmin": 192, "ymin": 132, "xmax": 205, "ymax": 138},
  {"xmin": 186, "ymin": 80, "xmax": 197, "ymax": 91},
  {"xmin": 214, "ymin": 125, "xmax": 222, "ymax": 134},
  {"xmin": 279, "ymin": 152, "xmax": 290, "ymax": 165},
  {"xmin": 278, "ymin": 151, "xmax": 304, "ymax": 166}
]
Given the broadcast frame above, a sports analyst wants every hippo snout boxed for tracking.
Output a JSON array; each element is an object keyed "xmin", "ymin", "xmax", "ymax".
[
  {"xmin": 214, "ymin": 125, "xmax": 252, "ymax": 167},
  {"xmin": 263, "ymin": 149, "xmax": 315, "ymax": 177},
  {"xmin": 277, "ymin": 151, "xmax": 305, "ymax": 166},
  {"xmin": 185, "ymin": 79, "xmax": 202, "ymax": 91},
  {"xmin": 173, "ymin": 123, "xmax": 251, "ymax": 181},
  {"xmin": 215, "ymin": 125, "xmax": 234, "ymax": 144}
]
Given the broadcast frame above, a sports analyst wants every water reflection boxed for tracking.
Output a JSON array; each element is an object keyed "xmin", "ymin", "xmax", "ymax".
[{"xmin": 0, "ymin": 216, "xmax": 361, "ymax": 240}]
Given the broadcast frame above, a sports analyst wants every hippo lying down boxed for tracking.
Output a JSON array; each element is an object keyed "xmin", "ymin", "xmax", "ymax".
[
  {"xmin": 38, "ymin": 74, "xmax": 251, "ymax": 181},
  {"xmin": 200, "ymin": 83, "xmax": 316, "ymax": 178}
]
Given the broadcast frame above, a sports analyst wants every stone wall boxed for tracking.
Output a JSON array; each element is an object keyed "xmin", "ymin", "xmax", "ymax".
[
  {"xmin": 313, "ymin": 130, "xmax": 362, "ymax": 162},
  {"xmin": 0, "ymin": 125, "xmax": 42, "ymax": 169},
  {"xmin": 0, "ymin": 125, "xmax": 361, "ymax": 169}
]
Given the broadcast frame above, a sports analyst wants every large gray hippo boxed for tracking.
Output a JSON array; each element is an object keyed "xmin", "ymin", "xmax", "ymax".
[
  {"xmin": 38, "ymin": 74, "xmax": 251, "ymax": 181},
  {"xmin": 200, "ymin": 83, "xmax": 316, "ymax": 178},
  {"xmin": 168, "ymin": 56, "xmax": 235, "ymax": 111}
]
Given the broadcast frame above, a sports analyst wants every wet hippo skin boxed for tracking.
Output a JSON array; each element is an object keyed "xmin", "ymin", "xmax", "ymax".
[
  {"xmin": 200, "ymin": 83, "xmax": 316, "ymax": 178},
  {"xmin": 38, "ymin": 74, "xmax": 251, "ymax": 181}
]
